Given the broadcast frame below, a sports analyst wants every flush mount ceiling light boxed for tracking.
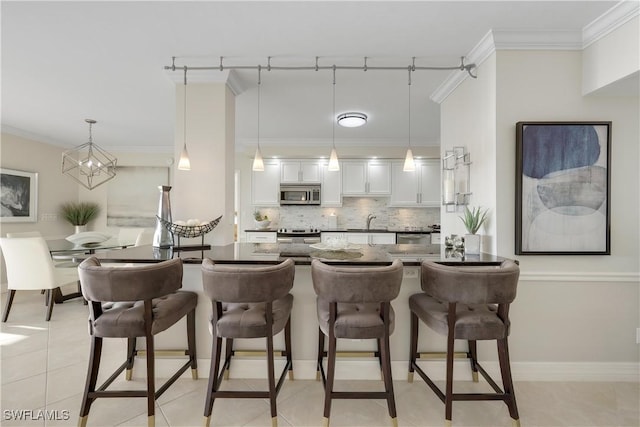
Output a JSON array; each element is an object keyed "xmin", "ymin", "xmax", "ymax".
[
  {"xmin": 62, "ymin": 119, "xmax": 117, "ymax": 190},
  {"xmin": 337, "ymin": 112, "xmax": 367, "ymax": 128}
]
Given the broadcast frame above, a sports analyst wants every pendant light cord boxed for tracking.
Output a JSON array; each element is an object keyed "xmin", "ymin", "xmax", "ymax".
[
  {"xmin": 332, "ymin": 65, "xmax": 336, "ymax": 149},
  {"xmin": 183, "ymin": 66, "xmax": 188, "ymax": 151},
  {"xmin": 408, "ymin": 65, "xmax": 412, "ymax": 149},
  {"xmin": 257, "ymin": 65, "xmax": 262, "ymax": 150}
]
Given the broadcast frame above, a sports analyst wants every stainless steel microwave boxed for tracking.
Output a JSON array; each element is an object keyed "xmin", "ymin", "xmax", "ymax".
[{"xmin": 279, "ymin": 184, "xmax": 321, "ymax": 205}]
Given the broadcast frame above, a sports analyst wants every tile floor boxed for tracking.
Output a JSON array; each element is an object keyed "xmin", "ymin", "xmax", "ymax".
[{"xmin": 1, "ymin": 290, "xmax": 638, "ymax": 427}]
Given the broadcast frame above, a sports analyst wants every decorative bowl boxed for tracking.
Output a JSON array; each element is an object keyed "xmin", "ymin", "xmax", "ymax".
[
  {"xmin": 254, "ymin": 220, "xmax": 271, "ymax": 230},
  {"xmin": 157, "ymin": 215, "xmax": 223, "ymax": 238},
  {"xmin": 65, "ymin": 231, "xmax": 112, "ymax": 246}
]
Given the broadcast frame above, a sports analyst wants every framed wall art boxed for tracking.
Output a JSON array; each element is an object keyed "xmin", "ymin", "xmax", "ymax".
[
  {"xmin": 0, "ymin": 168, "xmax": 38, "ymax": 223},
  {"xmin": 515, "ymin": 122, "xmax": 611, "ymax": 255},
  {"xmin": 107, "ymin": 166, "xmax": 170, "ymax": 227}
]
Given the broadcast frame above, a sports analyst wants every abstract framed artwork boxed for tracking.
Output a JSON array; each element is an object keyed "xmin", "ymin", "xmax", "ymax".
[
  {"xmin": 0, "ymin": 168, "xmax": 38, "ymax": 223},
  {"xmin": 107, "ymin": 166, "xmax": 170, "ymax": 227},
  {"xmin": 515, "ymin": 122, "xmax": 611, "ymax": 255}
]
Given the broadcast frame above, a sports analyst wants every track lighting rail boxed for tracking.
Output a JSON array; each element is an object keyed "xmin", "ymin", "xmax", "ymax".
[{"xmin": 166, "ymin": 56, "xmax": 477, "ymax": 78}]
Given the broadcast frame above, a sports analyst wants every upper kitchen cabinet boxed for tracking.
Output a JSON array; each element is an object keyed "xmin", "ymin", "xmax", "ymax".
[
  {"xmin": 390, "ymin": 159, "xmax": 440, "ymax": 207},
  {"xmin": 280, "ymin": 160, "xmax": 321, "ymax": 183},
  {"xmin": 251, "ymin": 161, "xmax": 280, "ymax": 206},
  {"xmin": 342, "ymin": 160, "xmax": 391, "ymax": 196},
  {"xmin": 321, "ymin": 163, "xmax": 342, "ymax": 207}
]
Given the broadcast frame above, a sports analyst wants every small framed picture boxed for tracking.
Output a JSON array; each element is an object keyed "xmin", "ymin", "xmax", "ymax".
[
  {"xmin": 0, "ymin": 168, "xmax": 38, "ymax": 223},
  {"xmin": 515, "ymin": 122, "xmax": 611, "ymax": 255}
]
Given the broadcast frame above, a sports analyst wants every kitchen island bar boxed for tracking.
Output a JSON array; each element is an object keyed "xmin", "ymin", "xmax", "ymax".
[{"xmin": 73, "ymin": 243, "xmax": 508, "ymax": 381}]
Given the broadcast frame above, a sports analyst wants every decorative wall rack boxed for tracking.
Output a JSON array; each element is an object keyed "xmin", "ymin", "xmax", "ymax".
[{"xmin": 165, "ymin": 56, "xmax": 477, "ymax": 78}]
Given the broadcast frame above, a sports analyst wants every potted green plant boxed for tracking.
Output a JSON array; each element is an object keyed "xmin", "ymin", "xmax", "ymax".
[
  {"xmin": 60, "ymin": 202, "xmax": 100, "ymax": 234},
  {"xmin": 459, "ymin": 206, "xmax": 488, "ymax": 254},
  {"xmin": 253, "ymin": 210, "xmax": 271, "ymax": 230}
]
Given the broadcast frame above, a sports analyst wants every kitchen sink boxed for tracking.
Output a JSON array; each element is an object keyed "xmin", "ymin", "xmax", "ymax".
[{"xmin": 346, "ymin": 228, "xmax": 388, "ymax": 232}]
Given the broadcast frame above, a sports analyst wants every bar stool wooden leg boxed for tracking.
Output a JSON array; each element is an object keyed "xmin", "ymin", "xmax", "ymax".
[
  {"xmin": 144, "ymin": 302, "xmax": 155, "ymax": 427},
  {"xmin": 204, "ymin": 334, "xmax": 222, "ymax": 427},
  {"xmin": 444, "ymin": 303, "xmax": 456, "ymax": 426},
  {"xmin": 78, "ymin": 336, "xmax": 102, "ymax": 427},
  {"xmin": 265, "ymin": 302, "xmax": 278, "ymax": 427},
  {"xmin": 316, "ymin": 327, "xmax": 325, "ymax": 381},
  {"xmin": 284, "ymin": 317, "xmax": 294, "ymax": 380},
  {"xmin": 468, "ymin": 340, "xmax": 479, "ymax": 382},
  {"xmin": 497, "ymin": 338, "xmax": 520, "ymax": 426},
  {"xmin": 223, "ymin": 338, "xmax": 233, "ymax": 380},
  {"xmin": 380, "ymin": 323, "xmax": 397, "ymax": 427},
  {"xmin": 126, "ymin": 338, "xmax": 136, "ymax": 380},
  {"xmin": 322, "ymin": 304, "xmax": 337, "ymax": 427},
  {"xmin": 187, "ymin": 309, "xmax": 198, "ymax": 379},
  {"xmin": 408, "ymin": 311, "xmax": 418, "ymax": 383}
]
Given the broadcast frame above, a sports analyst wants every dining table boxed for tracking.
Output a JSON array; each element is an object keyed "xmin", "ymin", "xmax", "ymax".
[{"xmin": 46, "ymin": 237, "xmax": 133, "ymax": 303}]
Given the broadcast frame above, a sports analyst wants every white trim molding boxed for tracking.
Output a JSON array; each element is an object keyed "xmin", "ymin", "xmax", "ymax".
[{"xmin": 583, "ymin": 0, "xmax": 640, "ymax": 48}]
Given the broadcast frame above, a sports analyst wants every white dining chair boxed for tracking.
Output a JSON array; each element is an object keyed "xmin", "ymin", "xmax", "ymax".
[{"xmin": 0, "ymin": 235, "xmax": 80, "ymax": 321}]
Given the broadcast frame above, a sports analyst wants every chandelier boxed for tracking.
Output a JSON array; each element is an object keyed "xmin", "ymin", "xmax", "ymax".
[{"xmin": 62, "ymin": 119, "xmax": 117, "ymax": 190}]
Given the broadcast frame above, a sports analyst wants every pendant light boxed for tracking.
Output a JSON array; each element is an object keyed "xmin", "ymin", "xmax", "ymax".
[
  {"xmin": 178, "ymin": 66, "xmax": 191, "ymax": 170},
  {"xmin": 252, "ymin": 65, "xmax": 265, "ymax": 171},
  {"xmin": 328, "ymin": 65, "xmax": 340, "ymax": 172},
  {"xmin": 61, "ymin": 119, "xmax": 117, "ymax": 190},
  {"xmin": 403, "ymin": 65, "xmax": 416, "ymax": 172}
]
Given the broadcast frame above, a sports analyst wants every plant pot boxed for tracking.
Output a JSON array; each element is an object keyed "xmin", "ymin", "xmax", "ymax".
[
  {"xmin": 254, "ymin": 220, "xmax": 271, "ymax": 230},
  {"xmin": 74, "ymin": 225, "xmax": 87, "ymax": 234},
  {"xmin": 464, "ymin": 233, "xmax": 481, "ymax": 254}
]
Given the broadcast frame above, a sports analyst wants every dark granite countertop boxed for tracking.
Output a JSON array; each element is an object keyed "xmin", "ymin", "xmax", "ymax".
[{"xmin": 72, "ymin": 243, "xmax": 508, "ymax": 267}]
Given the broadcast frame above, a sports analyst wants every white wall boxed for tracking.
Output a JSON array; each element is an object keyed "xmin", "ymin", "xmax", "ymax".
[
  {"xmin": 440, "ymin": 54, "xmax": 498, "ymax": 253},
  {"xmin": 440, "ymin": 47, "xmax": 640, "ymax": 369},
  {"xmin": 583, "ymin": 15, "xmax": 640, "ymax": 95}
]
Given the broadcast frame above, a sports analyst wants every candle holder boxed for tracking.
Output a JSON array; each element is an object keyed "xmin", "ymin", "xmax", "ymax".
[{"xmin": 442, "ymin": 146, "xmax": 471, "ymax": 212}]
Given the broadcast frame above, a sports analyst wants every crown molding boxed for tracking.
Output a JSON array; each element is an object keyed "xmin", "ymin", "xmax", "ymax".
[
  {"xmin": 164, "ymin": 68, "xmax": 247, "ymax": 95},
  {"xmin": 1, "ymin": 125, "xmax": 70, "ymax": 148},
  {"xmin": 430, "ymin": 29, "xmax": 496, "ymax": 104},
  {"xmin": 583, "ymin": 0, "xmax": 640, "ymax": 48}
]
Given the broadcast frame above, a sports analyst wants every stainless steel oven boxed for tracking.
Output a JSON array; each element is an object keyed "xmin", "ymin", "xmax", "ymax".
[
  {"xmin": 279, "ymin": 184, "xmax": 321, "ymax": 205},
  {"xmin": 276, "ymin": 229, "xmax": 321, "ymax": 244}
]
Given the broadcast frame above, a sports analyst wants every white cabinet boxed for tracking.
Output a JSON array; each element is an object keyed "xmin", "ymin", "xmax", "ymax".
[
  {"xmin": 281, "ymin": 161, "xmax": 321, "ymax": 183},
  {"xmin": 342, "ymin": 161, "xmax": 391, "ymax": 196},
  {"xmin": 322, "ymin": 232, "xmax": 396, "ymax": 245},
  {"xmin": 390, "ymin": 159, "xmax": 440, "ymax": 207},
  {"xmin": 251, "ymin": 161, "xmax": 280, "ymax": 206},
  {"xmin": 246, "ymin": 232, "xmax": 277, "ymax": 243},
  {"xmin": 321, "ymin": 232, "xmax": 346, "ymax": 243},
  {"xmin": 321, "ymin": 163, "xmax": 342, "ymax": 207},
  {"xmin": 347, "ymin": 232, "xmax": 396, "ymax": 244}
]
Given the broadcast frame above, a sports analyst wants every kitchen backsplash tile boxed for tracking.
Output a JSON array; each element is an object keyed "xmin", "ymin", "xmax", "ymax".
[{"xmin": 254, "ymin": 198, "xmax": 439, "ymax": 230}]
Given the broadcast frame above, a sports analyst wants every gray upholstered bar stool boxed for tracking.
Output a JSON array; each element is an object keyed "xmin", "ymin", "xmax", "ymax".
[
  {"xmin": 77, "ymin": 257, "xmax": 198, "ymax": 427},
  {"xmin": 201, "ymin": 258, "xmax": 295, "ymax": 427},
  {"xmin": 408, "ymin": 260, "xmax": 521, "ymax": 427},
  {"xmin": 311, "ymin": 259, "xmax": 404, "ymax": 427}
]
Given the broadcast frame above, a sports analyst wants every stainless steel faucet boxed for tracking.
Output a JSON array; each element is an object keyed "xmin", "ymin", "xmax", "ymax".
[{"xmin": 366, "ymin": 214, "xmax": 377, "ymax": 230}]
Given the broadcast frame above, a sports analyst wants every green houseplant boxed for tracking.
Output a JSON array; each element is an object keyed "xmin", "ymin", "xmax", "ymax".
[
  {"xmin": 253, "ymin": 210, "xmax": 271, "ymax": 230},
  {"xmin": 60, "ymin": 202, "xmax": 100, "ymax": 233},
  {"xmin": 459, "ymin": 206, "xmax": 488, "ymax": 235},
  {"xmin": 459, "ymin": 206, "xmax": 488, "ymax": 254}
]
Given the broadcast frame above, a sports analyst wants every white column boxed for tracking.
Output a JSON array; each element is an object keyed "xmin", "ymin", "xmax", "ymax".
[{"xmin": 173, "ymin": 82, "xmax": 236, "ymax": 245}]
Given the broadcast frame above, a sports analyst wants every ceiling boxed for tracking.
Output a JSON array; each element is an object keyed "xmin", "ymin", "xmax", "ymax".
[{"xmin": 1, "ymin": 1, "xmax": 620, "ymax": 156}]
